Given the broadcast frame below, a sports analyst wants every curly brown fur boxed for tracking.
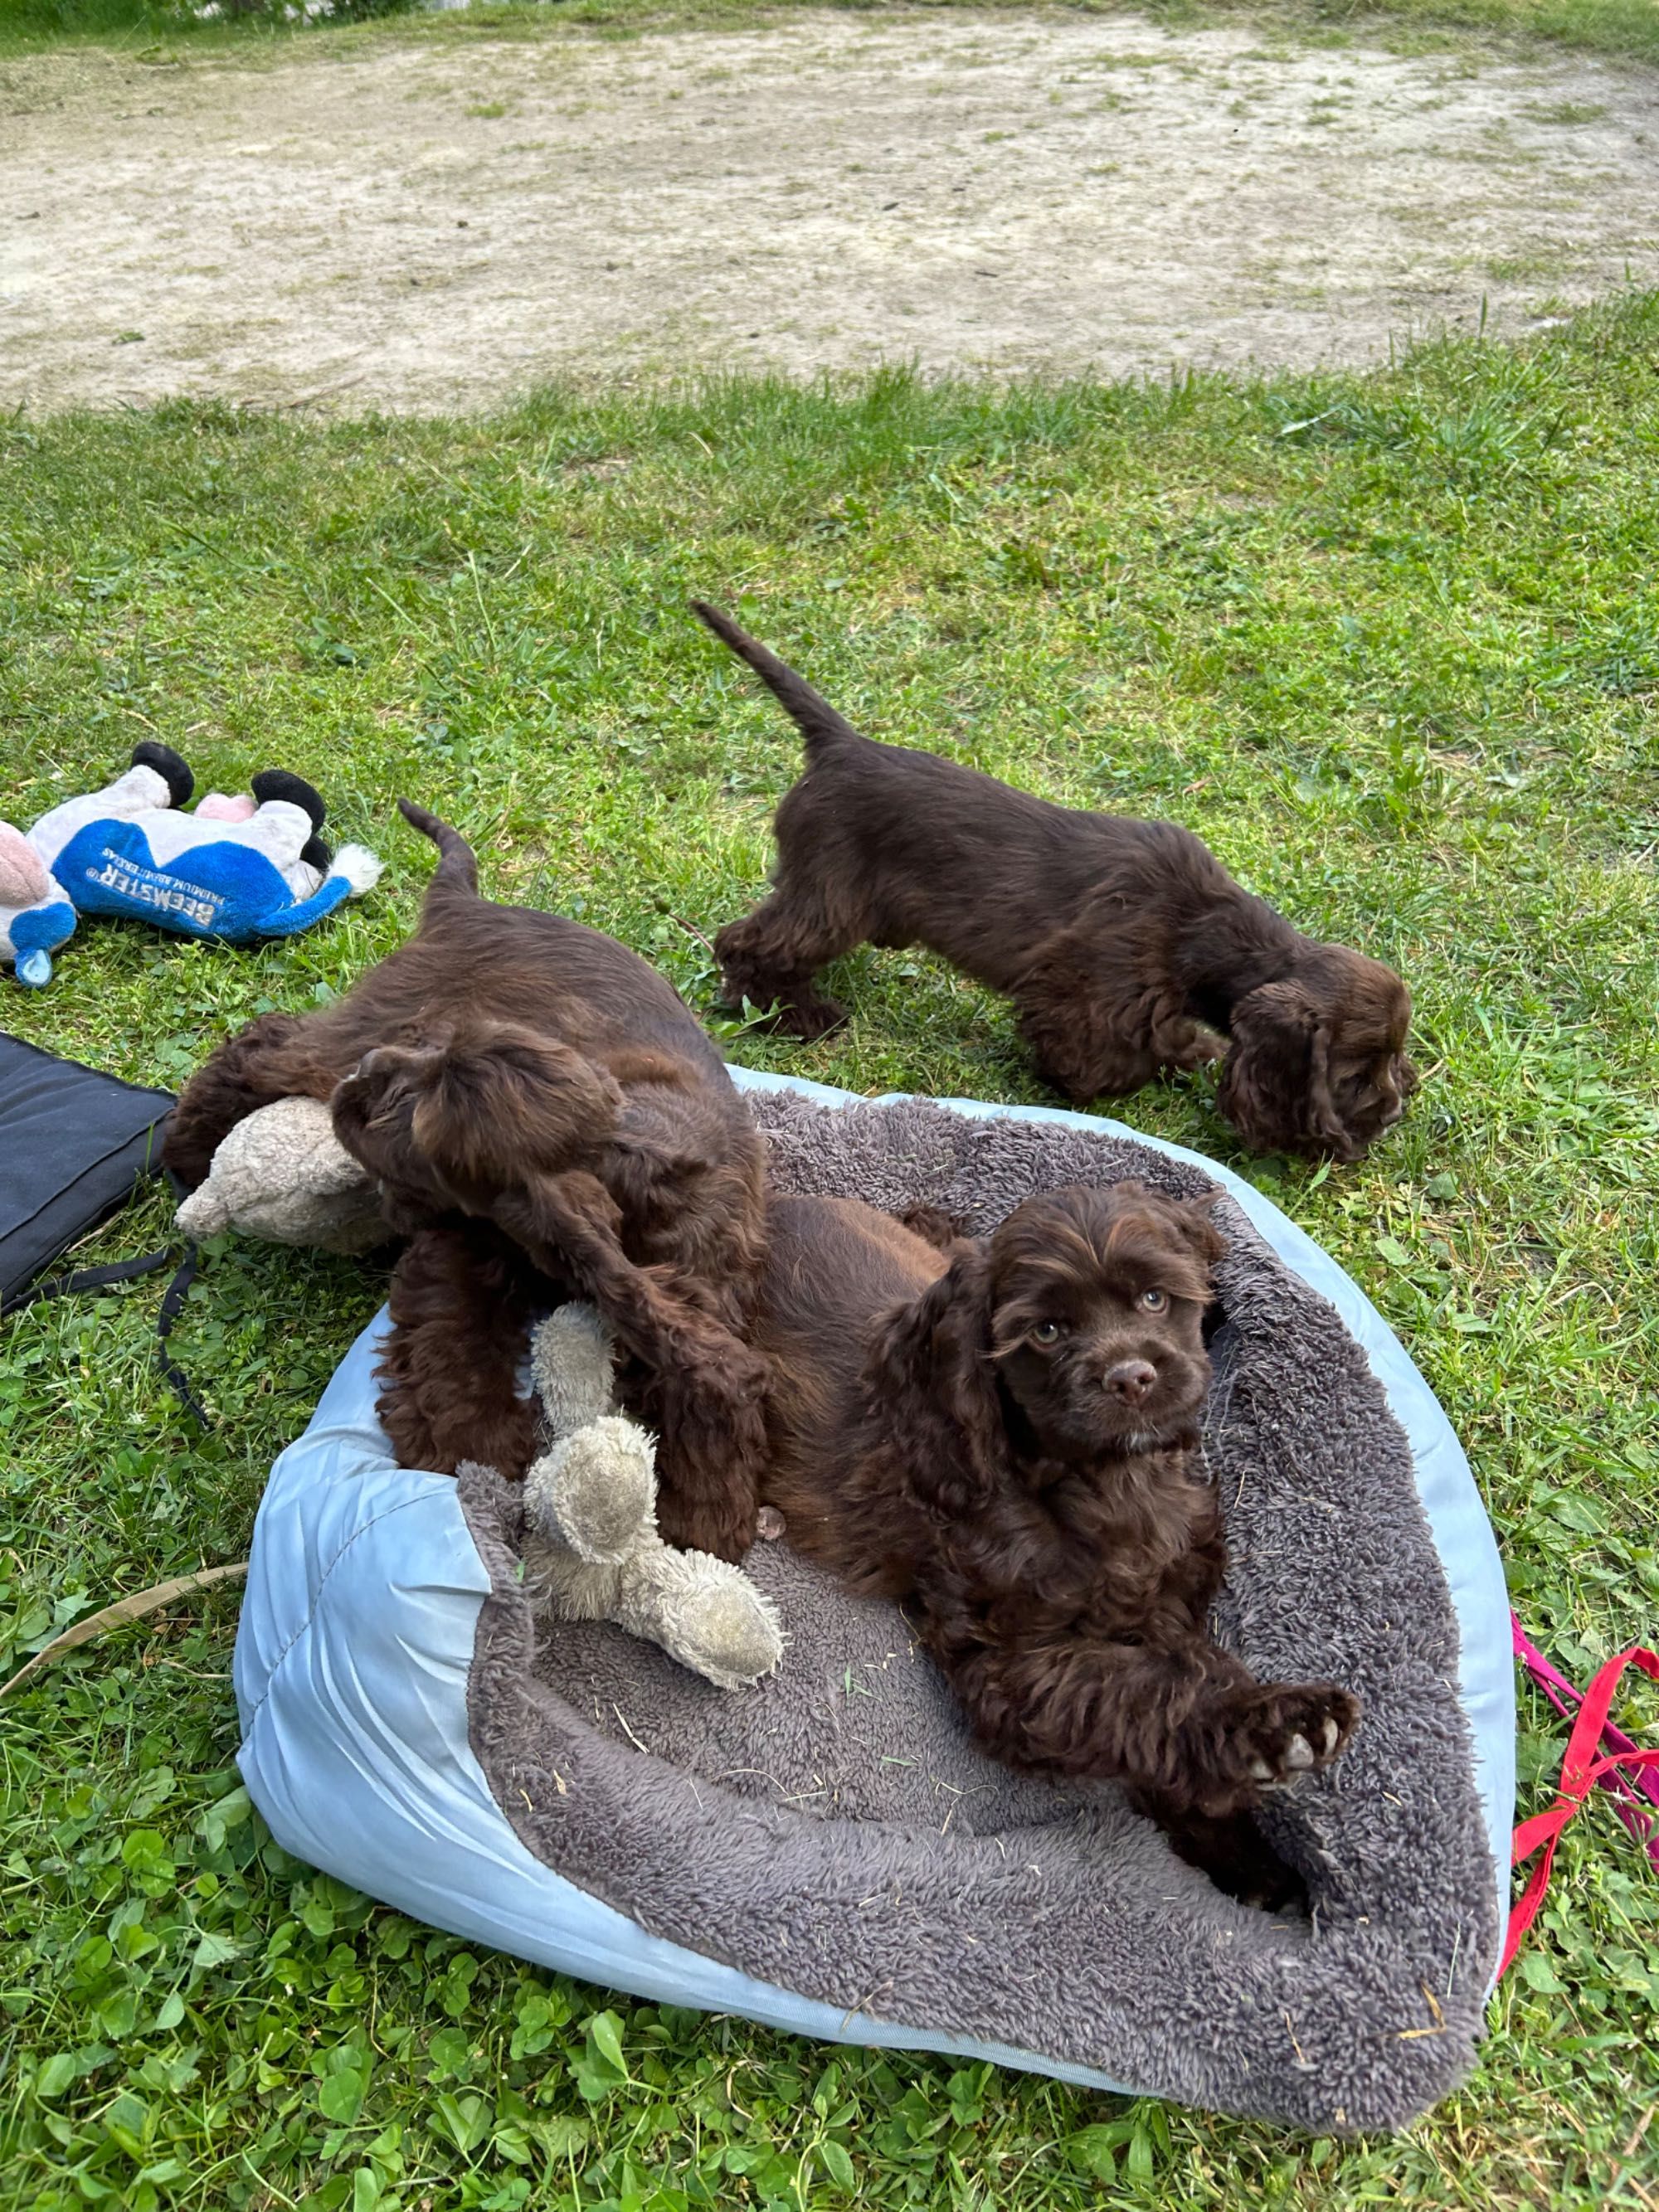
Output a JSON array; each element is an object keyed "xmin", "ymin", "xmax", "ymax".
[
  {"xmin": 487, "ymin": 1167, "xmax": 771, "ymax": 1560},
  {"xmin": 165, "ymin": 801, "xmax": 768, "ymax": 1559},
  {"xmin": 752, "ymin": 1181, "xmax": 1360, "ymax": 1899},
  {"xmin": 377, "ymin": 1216, "xmax": 549, "ymax": 1480},
  {"xmin": 696, "ymin": 602, "xmax": 1415, "ymax": 1161}
]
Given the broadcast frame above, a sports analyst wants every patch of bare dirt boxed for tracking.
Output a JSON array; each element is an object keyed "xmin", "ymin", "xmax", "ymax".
[{"xmin": 2, "ymin": 12, "xmax": 1656, "ymax": 410}]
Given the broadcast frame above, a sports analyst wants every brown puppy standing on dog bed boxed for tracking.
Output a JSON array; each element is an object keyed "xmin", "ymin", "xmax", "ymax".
[
  {"xmin": 164, "ymin": 803, "xmax": 770, "ymax": 1562},
  {"xmin": 751, "ymin": 1176, "xmax": 1360, "ymax": 1899},
  {"xmin": 695, "ymin": 600, "xmax": 1415, "ymax": 1161}
]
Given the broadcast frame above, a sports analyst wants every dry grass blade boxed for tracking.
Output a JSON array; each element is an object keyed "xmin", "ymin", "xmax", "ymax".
[{"xmin": 0, "ymin": 1561, "xmax": 248, "ymax": 1699}]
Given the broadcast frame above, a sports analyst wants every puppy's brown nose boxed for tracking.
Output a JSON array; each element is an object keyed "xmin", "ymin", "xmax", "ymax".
[{"xmin": 1104, "ymin": 1359, "xmax": 1156, "ymax": 1405}]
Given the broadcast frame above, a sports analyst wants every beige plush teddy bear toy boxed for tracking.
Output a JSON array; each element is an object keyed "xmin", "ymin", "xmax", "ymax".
[
  {"xmin": 521, "ymin": 1304, "xmax": 783, "ymax": 1692},
  {"xmin": 173, "ymin": 1095, "xmax": 385, "ymax": 1256}
]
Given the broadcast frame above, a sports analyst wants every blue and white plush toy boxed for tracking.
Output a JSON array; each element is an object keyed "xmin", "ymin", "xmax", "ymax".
[{"xmin": 2, "ymin": 743, "xmax": 382, "ymax": 987}]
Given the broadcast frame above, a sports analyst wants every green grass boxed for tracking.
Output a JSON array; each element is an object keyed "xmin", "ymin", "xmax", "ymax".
[
  {"xmin": 0, "ymin": 0, "xmax": 411, "ymax": 47},
  {"xmin": 4, "ymin": 0, "xmax": 1659, "ymax": 78},
  {"xmin": 2, "ymin": 296, "xmax": 1658, "ymax": 2210}
]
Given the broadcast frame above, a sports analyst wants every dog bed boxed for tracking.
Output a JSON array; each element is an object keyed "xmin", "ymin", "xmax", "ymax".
[{"xmin": 236, "ymin": 1070, "xmax": 1513, "ymax": 2132}]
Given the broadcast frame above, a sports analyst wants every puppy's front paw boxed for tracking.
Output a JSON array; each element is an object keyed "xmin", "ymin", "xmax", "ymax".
[
  {"xmin": 786, "ymin": 994, "xmax": 847, "ymax": 1042},
  {"xmin": 1169, "ymin": 1024, "xmax": 1226, "ymax": 1073},
  {"xmin": 1230, "ymin": 1681, "xmax": 1360, "ymax": 1791}
]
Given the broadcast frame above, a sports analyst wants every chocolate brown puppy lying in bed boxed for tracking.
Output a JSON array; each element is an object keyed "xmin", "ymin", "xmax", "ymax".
[
  {"xmin": 752, "ymin": 1176, "xmax": 1360, "ymax": 1898},
  {"xmin": 695, "ymin": 600, "xmax": 1414, "ymax": 1162}
]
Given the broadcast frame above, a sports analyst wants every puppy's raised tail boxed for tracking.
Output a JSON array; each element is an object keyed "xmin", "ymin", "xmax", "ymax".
[
  {"xmin": 691, "ymin": 600, "xmax": 866, "ymax": 759},
  {"xmin": 397, "ymin": 798, "xmax": 479, "ymax": 902}
]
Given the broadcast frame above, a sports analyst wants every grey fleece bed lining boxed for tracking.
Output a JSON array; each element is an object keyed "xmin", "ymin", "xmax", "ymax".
[{"xmin": 458, "ymin": 1092, "xmax": 1496, "ymax": 2129}]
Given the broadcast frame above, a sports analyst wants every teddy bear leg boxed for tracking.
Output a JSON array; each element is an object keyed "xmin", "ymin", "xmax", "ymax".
[
  {"xmin": 241, "ymin": 800, "xmax": 317, "ymax": 873},
  {"xmin": 518, "ymin": 1542, "xmax": 625, "ymax": 1626},
  {"xmin": 251, "ymin": 769, "xmax": 325, "ymax": 829},
  {"xmin": 614, "ymin": 1550, "xmax": 784, "ymax": 1692},
  {"xmin": 519, "ymin": 1539, "xmax": 624, "ymax": 1627},
  {"xmin": 131, "ymin": 742, "xmax": 194, "ymax": 809}
]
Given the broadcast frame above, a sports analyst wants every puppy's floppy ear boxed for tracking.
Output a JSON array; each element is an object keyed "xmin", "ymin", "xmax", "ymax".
[
  {"xmin": 493, "ymin": 1165, "xmax": 768, "ymax": 1560},
  {"xmin": 331, "ymin": 1038, "xmax": 439, "ymax": 1188},
  {"xmin": 408, "ymin": 1023, "xmax": 624, "ymax": 1194},
  {"xmin": 1173, "ymin": 1187, "xmax": 1226, "ymax": 1269},
  {"xmin": 866, "ymin": 1246, "xmax": 1005, "ymax": 1511},
  {"xmin": 1217, "ymin": 981, "xmax": 1345, "ymax": 1158}
]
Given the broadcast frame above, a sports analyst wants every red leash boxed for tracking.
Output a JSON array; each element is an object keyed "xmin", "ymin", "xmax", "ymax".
[
  {"xmin": 1511, "ymin": 1616, "xmax": 1659, "ymax": 1859},
  {"xmin": 1502, "ymin": 1621, "xmax": 1659, "ymax": 1977}
]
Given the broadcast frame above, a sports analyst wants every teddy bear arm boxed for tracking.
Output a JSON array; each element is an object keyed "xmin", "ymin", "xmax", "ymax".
[{"xmin": 530, "ymin": 1306, "xmax": 618, "ymax": 1438}]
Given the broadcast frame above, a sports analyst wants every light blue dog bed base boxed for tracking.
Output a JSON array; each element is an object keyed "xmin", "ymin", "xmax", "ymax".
[{"xmin": 236, "ymin": 1068, "xmax": 1514, "ymax": 2122}]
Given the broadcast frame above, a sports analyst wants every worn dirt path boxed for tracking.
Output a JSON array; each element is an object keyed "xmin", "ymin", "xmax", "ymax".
[{"xmin": 2, "ymin": 12, "xmax": 1656, "ymax": 410}]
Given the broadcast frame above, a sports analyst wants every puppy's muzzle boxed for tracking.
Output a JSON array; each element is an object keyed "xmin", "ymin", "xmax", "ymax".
[{"xmin": 1103, "ymin": 1359, "xmax": 1156, "ymax": 1407}]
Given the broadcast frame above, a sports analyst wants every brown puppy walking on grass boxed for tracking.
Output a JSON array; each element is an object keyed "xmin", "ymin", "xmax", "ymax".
[{"xmin": 696, "ymin": 600, "xmax": 1414, "ymax": 1160}]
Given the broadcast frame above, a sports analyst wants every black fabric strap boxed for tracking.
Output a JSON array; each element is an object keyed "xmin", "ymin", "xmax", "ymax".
[
  {"xmin": 2, "ymin": 1238, "xmax": 208, "ymax": 1429},
  {"xmin": 0, "ymin": 1247, "xmax": 177, "ymax": 1319},
  {"xmin": 154, "ymin": 1242, "xmax": 207, "ymax": 1428}
]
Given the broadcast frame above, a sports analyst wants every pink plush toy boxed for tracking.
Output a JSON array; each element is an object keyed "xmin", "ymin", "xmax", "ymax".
[{"xmin": 0, "ymin": 822, "xmax": 75, "ymax": 988}]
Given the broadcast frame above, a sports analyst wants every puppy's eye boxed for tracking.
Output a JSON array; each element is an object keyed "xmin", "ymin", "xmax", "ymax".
[
  {"xmin": 1139, "ymin": 1288, "xmax": 1168, "ymax": 1313},
  {"xmin": 1030, "ymin": 1320, "xmax": 1064, "ymax": 1345}
]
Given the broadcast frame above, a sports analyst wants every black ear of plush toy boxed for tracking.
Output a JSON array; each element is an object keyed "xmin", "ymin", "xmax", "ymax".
[
  {"xmin": 251, "ymin": 769, "xmax": 332, "ymax": 873},
  {"xmin": 131, "ymin": 740, "xmax": 194, "ymax": 810}
]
